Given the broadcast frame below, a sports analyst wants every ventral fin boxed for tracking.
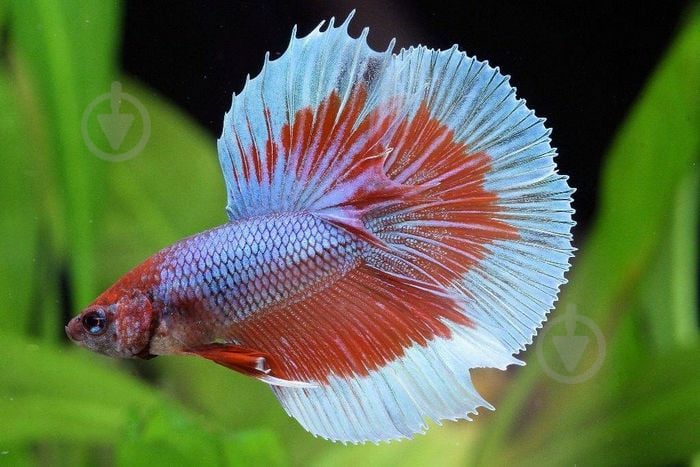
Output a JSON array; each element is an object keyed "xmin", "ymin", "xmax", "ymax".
[{"xmin": 185, "ymin": 343, "xmax": 317, "ymax": 388}]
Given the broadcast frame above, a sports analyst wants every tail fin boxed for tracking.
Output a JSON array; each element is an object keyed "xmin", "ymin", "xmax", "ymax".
[{"xmin": 217, "ymin": 14, "xmax": 573, "ymax": 443}]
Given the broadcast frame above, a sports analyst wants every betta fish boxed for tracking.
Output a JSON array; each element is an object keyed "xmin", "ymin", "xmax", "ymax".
[{"xmin": 66, "ymin": 13, "xmax": 574, "ymax": 443}]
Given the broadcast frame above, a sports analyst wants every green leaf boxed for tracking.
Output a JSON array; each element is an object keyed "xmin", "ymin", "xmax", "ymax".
[
  {"xmin": 667, "ymin": 170, "xmax": 698, "ymax": 345},
  {"xmin": 0, "ymin": 333, "xmax": 251, "ymax": 465},
  {"xmin": 10, "ymin": 0, "xmax": 121, "ymax": 308},
  {"xmin": 0, "ymin": 1, "xmax": 6, "ymax": 48},
  {"xmin": 222, "ymin": 429, "xmax": 289, "ymax": 467},
  {"xmin": 508, "ymin": 345, "xmax": 700, "ymax": 466},
  {"xmin": 0, "ymin": 444, "xmax": 32, "ymax": 467},
  {"xmin": 117, "ymin": 406, "xmax": 222, "ymax": 467},
  {"xmin": 0, "ymin": 66, "xmax": 38, "ymax": 335},
  {"xmin": 638, "ymin": 168, "xmax": 698, "ymax": 351},
  {"xmin": 0, "ymin": 332, "xmax": 159, "ymax": 444},
  {"xmin": 116, "ymin": 407, "xmax": 289, "ymax": 467}
]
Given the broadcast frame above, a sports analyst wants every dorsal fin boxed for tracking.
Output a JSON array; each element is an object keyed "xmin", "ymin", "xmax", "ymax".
[{"xmin": 218, "ymin": 12, "xmax": 402, "ymax": 224}]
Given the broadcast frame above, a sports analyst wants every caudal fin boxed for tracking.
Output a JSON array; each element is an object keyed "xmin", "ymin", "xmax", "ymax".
[{"xmin": 217, "ymin": 13, "xmax": 574, "ymax": 443}]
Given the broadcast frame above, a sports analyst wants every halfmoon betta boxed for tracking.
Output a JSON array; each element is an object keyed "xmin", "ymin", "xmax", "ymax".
[{"xmin": 66, "ymin": 15, "xmax": 574, "ymax": 443}]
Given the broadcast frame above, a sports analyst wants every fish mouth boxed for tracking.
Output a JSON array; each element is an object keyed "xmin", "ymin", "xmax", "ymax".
[{"xmin": 65, "ymin": 317, "xmax": 83, "ymax": 343}]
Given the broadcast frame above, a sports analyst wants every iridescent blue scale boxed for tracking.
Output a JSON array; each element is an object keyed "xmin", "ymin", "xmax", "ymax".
[{"xmin": 157, "ymin": 213, "xmax": 360, "ymax": 322}]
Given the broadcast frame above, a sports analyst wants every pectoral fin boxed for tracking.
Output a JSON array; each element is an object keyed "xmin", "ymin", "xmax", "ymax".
[{"xmin": 185, "ymin": 343, "xmax": 317, "ymax": 388}]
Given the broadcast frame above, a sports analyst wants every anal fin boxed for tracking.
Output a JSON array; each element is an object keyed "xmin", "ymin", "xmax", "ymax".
[{"xmin": 185, "ymin": 343, "xmax": 317, "ymax": 388}]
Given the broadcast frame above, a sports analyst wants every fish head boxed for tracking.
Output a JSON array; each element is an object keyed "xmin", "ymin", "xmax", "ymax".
[{"xmin": 65, "ymin": 290, "xmax": 156, "ymax": 359}]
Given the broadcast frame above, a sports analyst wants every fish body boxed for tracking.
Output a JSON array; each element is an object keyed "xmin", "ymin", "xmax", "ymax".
[
  {"xmin": 138, "ymin": 213, "xmax": 359, "ymax": 354},
  {"xmin": 66, "ymin": 13, "xmax": 574, "ymax": 443}
]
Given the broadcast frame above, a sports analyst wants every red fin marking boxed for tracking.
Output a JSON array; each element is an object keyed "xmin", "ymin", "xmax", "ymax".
[
  {"xmin": 274, "ymin": 89, "xmax": 517, "ymax": 288},
  {"xmin": 231, "ymin": 264, "xmax": 470, "ymax": 384},
  {"xmin": 275, "ymin": 86, "xmax": 406, "ymax": 213},
  {"xmin": 365, "ymin": 104, "xmax": 519, "ymax": 286}
]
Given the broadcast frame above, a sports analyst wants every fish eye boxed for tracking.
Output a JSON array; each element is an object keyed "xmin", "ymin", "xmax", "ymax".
[{"xmin": 82, "ymin": 309, "xmax": 108, "ymax": 335}]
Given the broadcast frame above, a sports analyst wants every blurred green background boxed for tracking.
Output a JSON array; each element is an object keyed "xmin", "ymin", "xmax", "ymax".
[{"xmin": 1, "ymin": 1, "xmax": 698, "ymax": 466}]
